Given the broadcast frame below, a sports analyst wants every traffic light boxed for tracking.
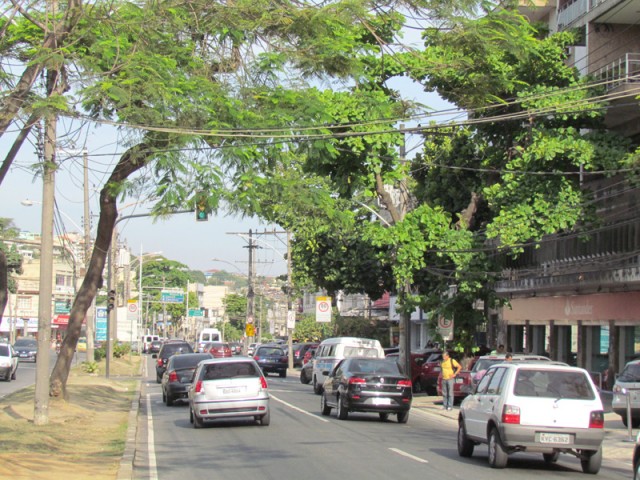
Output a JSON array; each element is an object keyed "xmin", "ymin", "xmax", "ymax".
[
  {"xmin": 107, "ymin": 290, "xmax": 116, "ymax": 312},
  {"xmin": 195, "ymin": 191, "xmax": 209, "ymax": 222}
]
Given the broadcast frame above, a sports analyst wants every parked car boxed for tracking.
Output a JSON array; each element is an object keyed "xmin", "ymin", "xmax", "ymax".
[
  {"xmin": 300, "ymin": 348, "xmax": 317, "ymax": 384},
  {"xmin": 457, "ymin": 362, "xmax": 605, "ymax": 472},
  {"xmin": 201, "ymin": 341, "xmax": 233, "ymax": 358},
  {"xmin": 437, "ymin": 353, "xmax": 552, "ymax": 402},
  {"xmin": 162, "ymin": 352, "xmax": 213, "ymax": 406},
  {"xmin": 613, "ymin": 359, "xmax": 640, "ymax": 427},
  {"xmin": 417, "ymin": 350, "xmax": 443, "ymax": 395},
  {"xmin": 153, "ymin": 340, "xmax": 194, "ymax": 383},
  {"xmin": 387, "ymin": 348, "xmax": 440, "ymax": 393},
  {"xmin": 292, "ymin": 343, "xmax": 318, "ymax": 367},
  {"xmin": 13, "ymin": 337, "xmax": 38, "ymax": 362},
  {"xmin": 0, "ymin": 342, "xmax": 18, "ymax": 381},
  {"xmin": 320, "ymin": 357, "xmax": 412, "ymax": 423},
  {"xmin": 633, "ymin": 432, "xmax": 640, "ymax": 480},
  {"xmin": 254, "ymin": 344, "xmax": 288, "ymax": 378},
  {"xmin": 188, "ymin": 357, "xmax": 270, "ymax": 427}
]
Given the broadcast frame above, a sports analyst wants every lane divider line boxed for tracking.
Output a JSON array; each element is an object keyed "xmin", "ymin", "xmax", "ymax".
[
  {"xmin": 146, "ymin": 394, "xmax": 159, "ymax": 479},
  {"xmin": 270, "ymin": 394, "xmax": 330, "ymax": 423},
  {"xmin": 388, "ymin": 447, "xmax": 429, "ymax": 463}
]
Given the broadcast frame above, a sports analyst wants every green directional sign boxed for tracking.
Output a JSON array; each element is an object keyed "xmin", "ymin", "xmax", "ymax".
[
  {"xmin": 189, "ymin": 308, "xmax": 204, "ymax": 317},
  {"xmin": 161, "ymin": 291, "xmax": 184, "ymax": 303}
]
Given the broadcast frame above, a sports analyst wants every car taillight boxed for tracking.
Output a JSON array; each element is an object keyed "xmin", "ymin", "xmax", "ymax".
[
  {"xmin": 168, "ymin": 371, "xmax": 178, "ymax": 383},
  {"xmin": 502, "ymin": 404, "xmax": 520, "ymax": 424},
  {"xmin": 254, "ymin": 355, "xmax": 259, "ymax": 361},
  {"xmin": 156, "ymin": 358, "xmax": 163, "ymax": 367},
  {"xmin": 397, "ymin": 379, "xmax": 412, "ymax": 388},
  {"xmin": 589, "ymin": 410, "xmax": 605, "ymax": 428},
  {"xmin": 349, "ymin": 377, "xmax": 366, "ymax": 385},
  {"xmin": 260, "ymin": 376, "xmax": 268, "ymax": 389},
  {"xmin": 194, "ymin": 380, "xmax": 203, "ymax": 393}
]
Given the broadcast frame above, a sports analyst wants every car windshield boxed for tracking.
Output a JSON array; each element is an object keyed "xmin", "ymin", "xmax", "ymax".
[
  {"xmin": 472, "ymin": 358, "xmax": 503, "ymax": 372},
  {"xmin": 618, "ymin": 363, "xmax": 640, "ymax": 382},
  {"xmin": 171, "ymin": 354, "xmax": 212, "ymax": 369},
  {"xmin": 203, "ymin": 362, "xmax": 259, "ymax": 380},
  {"xmin": 14, "ymin": 339, "xmax": 37, "ymax": 347},
  {"xmin": 513, "ymin": 369, "xmax": 596, "ymax": 399}
]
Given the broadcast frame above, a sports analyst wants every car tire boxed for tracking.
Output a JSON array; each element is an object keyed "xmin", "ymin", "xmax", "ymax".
[
  {"xmin": 488, "ymin": 428, "xmax": 508, "ymax": 469},
  {"xmin": 457, "ymin": 421, "xmax": 474, "ymax": 457},
  {"xmin": 543, "ymin": 451, "xmax": 559, "ymax": 463},
  {"xmin": 300, "ymin": 369, "xmax": 309, "ymax": 384},
  {"xmin": 336, "ymin": 395, "xmax": 348, "ymax": 420},
  {"xmin": 166, "ymin": 394, "xmax": 174, "ymax": 407},
  {"xmin": 313, "ymin": 376, "xmax": 323, "ymax": 395},
  {"xmin": 190, "ymin": 408, "xmax": 194, "ymax": 424},
  {"xmin": 156, "ymin": 374, "xmax": 162, "ymax": 384},
  {"xmin": 580, "ymin": 448, "xmax": 602, "ymax": 474},
  {"xmin": 634, "ymin": 458, "xmax": 640, "ymax": 480},
  {"xmin": 260, "ymin": 410, "xmax": 271, "ymax": 426},
  {"xmin": 321, "ymin": 394, "xmax": 331, "ymax": 416},
  {"xmin": 162, "ymin": 390, "xmax": 166, "ymax": 403},
  {"xmin": 193, "ymin": 409, "xmax": 204, "ymax": 429},
  {"xmin": 279, "ymin": 371, "xmax": 286, "ymax": 378},
  {"xmin": 379, "ymin": 412, "xmax": 389, "ymax": 422},
  {"xmin": 397, "ymin": 411, "xmax": 409, "ymax": 424},
  {"xmin": 10, "ymin": 369, "xmax": 16, "ymax": 381}
]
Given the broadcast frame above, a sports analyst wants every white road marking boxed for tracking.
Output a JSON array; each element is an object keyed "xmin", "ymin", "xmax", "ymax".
[
  {"xmin": 147, "ymin": 394, "xmax": 159, "ymax": 480},
  {"xmin": 388, "ymin": 448, "xmax": 429, "ymax": 463},
  {"xmin": 270, "ymin": 394, "xmax": 330, "ymax": 423}
]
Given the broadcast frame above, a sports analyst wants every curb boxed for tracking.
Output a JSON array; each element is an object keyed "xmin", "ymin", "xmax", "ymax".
[{"xmin": 116, "ymin": 358, "xmax": 145, "ymax": 480}]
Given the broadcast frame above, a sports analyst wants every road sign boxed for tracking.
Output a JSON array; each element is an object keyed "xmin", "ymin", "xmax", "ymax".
[
  {"xmin": 437, "ymin": 316, "xmax": 454, "ymax": 341},
  {"xmin": 127, "ymin": 300, "xmax": 139, "ymax": 321},
  {"xmin": 316, "ymin": 296, "xmax": 332, "ymax": 323},
  {"xmin": 161, "ymin": 291, "xmax": 184, "ymax": 303},
  {"xmin": 247, "ymin": 314, "xmax": 254, "ymax": 324},
  {"xmin": 188, "ymin": 308, "xmax": 204, "ymax": 317},
  {"xmin": 245, "ymin": 324, "xmax": 255, "ymax": 337}
]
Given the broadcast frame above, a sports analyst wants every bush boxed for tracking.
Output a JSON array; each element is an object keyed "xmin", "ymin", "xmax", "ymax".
[
  {"xmin": 113, "ymin": 343, "xmax": 130, "ymax": 358},
  {"xmin": 81, "ymin": 361, "xmax": 100, "ymax": 374},
  {"xmin": 94, "ymin": 347, "xmax": 106, "ymax": 362}
]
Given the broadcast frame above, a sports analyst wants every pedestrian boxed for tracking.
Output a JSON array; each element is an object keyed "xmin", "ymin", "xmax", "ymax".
[
  {"xmin": 505, "ymin": 352, "xmax": 513, "ymax": 361},
  {"xmin": 491, "ymin": 344, "xmax": 506, "ymax": 355},
  {"xmin": 440, "ymin": 351, "xmax": 461, "ymax": 411}
]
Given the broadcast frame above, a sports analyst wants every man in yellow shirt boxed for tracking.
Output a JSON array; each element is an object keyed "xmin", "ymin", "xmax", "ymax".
[{"xmin": 441, "ymin": 351, "xmax": 461, "ymax": 410}]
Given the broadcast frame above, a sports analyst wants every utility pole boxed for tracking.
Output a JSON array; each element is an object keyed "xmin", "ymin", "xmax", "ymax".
[
  {"xmin": 246, "ymin": 229, "xmax": 256, "ymax": 343},
  {"xmin": 286, "ymin": 231, "xmax": 294, "ymax": 370},
  {"xmin": 83, "ymin": 148, "xmax": 95, "ymax": 363},
  {"xmin": 34, "ymin": 108, "xmax": 55, "ymax": 426}
]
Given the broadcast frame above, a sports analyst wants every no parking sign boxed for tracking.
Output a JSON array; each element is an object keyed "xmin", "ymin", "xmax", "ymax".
[
  {"xmin": 438, "ymin": 316, "xmax": 454, "ymax": 341},
  {"xmin": 316, "ymin": 296, "xmax": 332, "ymax": 323}
]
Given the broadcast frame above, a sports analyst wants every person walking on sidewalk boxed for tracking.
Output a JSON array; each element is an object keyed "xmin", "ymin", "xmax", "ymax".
[{"xmin": 441, "ymin": 351, "xmax": 461, "ymax": 410}]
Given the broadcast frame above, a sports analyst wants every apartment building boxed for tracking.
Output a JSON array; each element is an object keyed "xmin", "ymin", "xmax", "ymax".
[{"xmin": 494, "ymin": 0, "xmax": 640, "ymax": 374}]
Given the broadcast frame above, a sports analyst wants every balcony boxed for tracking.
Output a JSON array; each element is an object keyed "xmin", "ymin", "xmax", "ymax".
[
  {"xmin": 519, "ymin": 0, "xmax": 557, "ymax": 22},
  {"xmin": 558, "ymin": 0, "xmax": 589, "ymax": 29}
]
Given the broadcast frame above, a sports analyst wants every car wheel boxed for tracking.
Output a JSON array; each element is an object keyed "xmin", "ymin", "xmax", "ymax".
[
  {"xmin": 397, "ymin": 411, "xmax": 409, "ymax": 424},
  {"xmin": 166, "ymin": 394, "xmax": 174, "ymax": 407},
  {"xmin": 313, "ymin": 376, "xmax": 323, "ymax": 395},
  {"xmin": 488, "ymin": 428, "xmax": 508, "ymax": 469},
  {"xmin": 457, "ymin": 421, "xmax": 474, "ymax": 457},
  {"xmin": 162, "ymin": 390, "xmax": 166, "ymax": 403},
  {"xmin": 10, "ymin": 368, "xmax": 16, "ymax": 381},
  {"xmin": 634, "ymin": 458, "xmax": 640, "ymax": 480},
  {"xmin": 279, "ymin": 371, "xmax": 286, "ymax": 378},
  {"xmin": 192, "ymin": 409, "xmax": 204, "ymax": 429},
  {"xmin": 321, "ymin": 394, "xmax": 331, "ymax": 416},
  {"xmin": 633, "ymin": 418, "xmax": 640, "ymax": 429},
  {"xmin": 580, "ymin": 448, "xmax": 602, "ymax": 474},
  {"xmin": 379, "ymin": 412, "xmax": 389, "ymax": 422},
  {"xmin": 189, "ymin": 408, "xmax": 194, "ymax": 424},
  {"xmin": 300, "ymin": 369, "xmax": 309, "ymax": 384},
  {"xmin": 336, "ymin": 395, "xmax": 348, "ymax": 420},
  {"xmin": 259, "ymin": 410, "xmax": 271, "ymax": 426},
  {"xmin": 543, "ymin": 451, "xmax": 559, "ymax": 463},
  {"xmin": 156, "ymin": 374, "xmax": 162, "ymax": 384}
]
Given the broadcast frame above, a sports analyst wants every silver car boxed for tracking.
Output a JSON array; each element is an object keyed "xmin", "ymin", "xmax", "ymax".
[
  {"xmin": 188, "ymin": 357, "xmax": 270, "ymax": 428},
  {"xmin": 613, "ymin": 359, "xmax": 640, "ymax": 427}
]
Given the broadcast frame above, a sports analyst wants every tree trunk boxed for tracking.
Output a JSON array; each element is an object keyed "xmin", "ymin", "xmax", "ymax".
[
  {"xmin": 49, "ymin": 138, "xmax": 160, "ymax": 398},
  {"xmin": 0, "ymin": 250, "xmax": 7, "ymax": 326}
]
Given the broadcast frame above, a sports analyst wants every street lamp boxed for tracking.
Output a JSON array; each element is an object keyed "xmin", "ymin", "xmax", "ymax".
[
  {"xmin": 22, "ymin": 198, "xmax": 85, "ymax": 232},
  {"xmin": 133, "ymin": 248, "xmax": 162, "ymax": 344}
]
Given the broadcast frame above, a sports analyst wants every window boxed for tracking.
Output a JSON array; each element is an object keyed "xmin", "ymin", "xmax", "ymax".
[
  {"xmin": 487, "ymin": 368, "xmax": 506, "ymax": 394},
  {"xmin": 17, "ymin": 296, "xmax": 31, "ymax": 311},
  {"xmin": 476, "ymin": 369, "xmax": 494, "ymax": 394}
]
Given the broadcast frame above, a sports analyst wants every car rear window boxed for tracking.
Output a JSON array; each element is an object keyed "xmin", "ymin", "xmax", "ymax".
[
  {"xmin": 203, "ymin": 362, "xmax": 259, "ymax": 379},
  {"xmin": 513, "ymin": 369, "xmax": 595, "ymax": 399},
  {"xmin": 257, "ymin": 347, "xmax": 285, "ymax": 356},
  {"xmin": 14, "ymin": 339, "xmax": 37, "ymax": 347},
  {"xmin": 162, "ymin": 344, "xmax": 193, "ymax": 356},
  {"xmin": 171, "ymin": 354, "xmax": 212, "ymax": 369},
  {"xmin": 349, "ymin": 359, "xmax": 402, "ymax": 375},
  {"xmin": 618, "ymin": 363, "xmax": 640, "ymax": 382}
]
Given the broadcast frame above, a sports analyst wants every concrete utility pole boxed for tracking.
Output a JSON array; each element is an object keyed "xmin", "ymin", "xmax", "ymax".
[
  {"xmin": 83, "ymin": 149, "xmax": 95, "ymax": 363},
  {"xmin": 246, "ymin": 229, "xmax": 256, "ymax": 339},
  {"xmin": 34, "ymin": 109, "xmax": 55, "ymax": 426}
]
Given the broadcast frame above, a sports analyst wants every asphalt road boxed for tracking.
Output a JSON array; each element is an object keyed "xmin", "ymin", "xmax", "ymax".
[{"xmin": 132, "ymin": 356, "xmax": 631, "ymax": 480}]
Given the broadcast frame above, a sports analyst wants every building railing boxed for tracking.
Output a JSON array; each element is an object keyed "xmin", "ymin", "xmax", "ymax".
[
  {"xmin": 595, "ymin": 53, "xmax": 640, "ymax": 90},
  {"xmin": 557, "ymin": 0, "xmax": 589, "ymax": 29}
]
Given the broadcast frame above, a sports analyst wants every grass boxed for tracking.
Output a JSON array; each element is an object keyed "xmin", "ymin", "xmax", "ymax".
[{"xmin": 0, "ymin": 355, "xmax": 141, "ymax": 480}]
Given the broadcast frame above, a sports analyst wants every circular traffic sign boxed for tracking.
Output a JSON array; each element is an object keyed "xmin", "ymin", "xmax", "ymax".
[
  {"xmin": 128, "ymin": 303, "xmax": 138, "ymax": 313},
  {"xmin": 318, "ymin": 301, "xmax": 330, "ymax": 313},
  {"xmin": 438, "ymin": 317, "xmax": 452, "ymax": 329}
]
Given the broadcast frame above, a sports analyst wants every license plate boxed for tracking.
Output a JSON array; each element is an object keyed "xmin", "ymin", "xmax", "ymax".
[
  {"xmin": 455, "ymin": 377, "xmax": 464, "ymax": 384},
  {"xmin": 540, "ymin": 433, "xmax": 570, "ymax": 444},
  {"xmin": 222, "ymin": 387, "xmax": 243, "ymax": 394},
  {"xmin": 19, "ymin": 354, "xmax": 28, "ymax": 357},
  {"xmin": 372, "ymin": 397, "xmax": 391, "ymax": 405}
]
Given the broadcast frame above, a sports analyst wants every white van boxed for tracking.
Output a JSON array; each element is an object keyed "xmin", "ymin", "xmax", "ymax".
[
  {"xmin": 312, "ymin": 337, "xmax": 385, "ymax": 394},
  {"xmin": 141, "ymin": 334, "xmax": 159, "ymax": 353},
  {"xmin": 197, "ymin": 328, "xmax": 222, "ymax": 351}
]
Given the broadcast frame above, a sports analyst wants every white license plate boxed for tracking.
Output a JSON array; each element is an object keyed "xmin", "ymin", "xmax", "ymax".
[
  {"xmin": 221, "ymin": 387, "xmax": 243, "ymax": 395},
  {"xmin": 372, "ymin": 397, "xmax": 391, "ymax": 405},
  {"xmin": 455, "ymin": 377, "xmax": 464, "ymax": 384},
  {"xmin": 540, "ymin": 433, "xmax": 570, "ymax": 444}
]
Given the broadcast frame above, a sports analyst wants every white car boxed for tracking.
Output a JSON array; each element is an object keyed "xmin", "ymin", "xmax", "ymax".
[
  {"xmin": 188, "ymin": 357, "xmax": 270, "ymax": 428},
  {"xmin": 612, "ymin": 359, "xmax": 640, "ymax": 427},
  {"xmin": 457, "ymin": 362, "xmax": 605, "ymax": 473},
  {"xmin": 0, "ymin": 342, "xmax": 18, "ymax": 381}
]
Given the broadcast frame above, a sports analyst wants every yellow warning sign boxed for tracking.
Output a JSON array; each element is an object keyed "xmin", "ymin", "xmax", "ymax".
[{"xmin": 245, "ymin": 324, "xmax": 255, "ymax": 337}]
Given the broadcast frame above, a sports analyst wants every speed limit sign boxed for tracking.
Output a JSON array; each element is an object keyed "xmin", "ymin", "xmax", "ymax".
[{"xmin": 316, "ymin": 296, "xmax": 332, "ymax": 323}]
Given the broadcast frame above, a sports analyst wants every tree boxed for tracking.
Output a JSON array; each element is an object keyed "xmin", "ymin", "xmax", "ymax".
[
  {"xmin": 223, "ymin": 293, "xmax": 247, "ymax": 331},
  {"xmin": 0, "ymin": 218, "xmax": 23, "ymax": 326}
]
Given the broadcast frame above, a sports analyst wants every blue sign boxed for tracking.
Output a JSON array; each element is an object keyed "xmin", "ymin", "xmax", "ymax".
[
  {"xmin": 96, "ymin": 307, "xmax": 107, "ymax": 342},
  {"xmin": 161, "ymin": 291, "xmax": 184, "ymax": 303}
]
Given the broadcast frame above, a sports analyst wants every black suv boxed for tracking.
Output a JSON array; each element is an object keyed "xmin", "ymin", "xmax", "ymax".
[{"xmin": 153, "ymin": 340, "xmax": 193, "ymax": 383}]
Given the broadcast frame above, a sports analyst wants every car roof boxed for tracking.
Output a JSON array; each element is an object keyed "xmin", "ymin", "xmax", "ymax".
[
  {"xmin": 198, "ymin": 357, "xmax": 258, "ymax": 366},
  {"xmin": 489, "ymin": 362, "xmax": 585, "ymax": 372}
]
